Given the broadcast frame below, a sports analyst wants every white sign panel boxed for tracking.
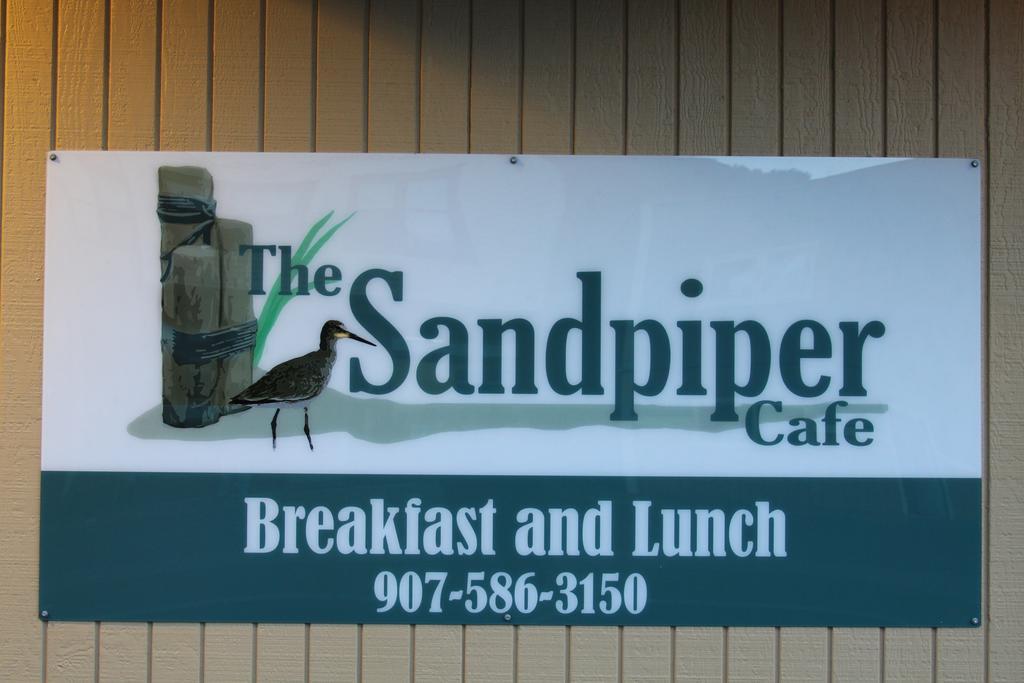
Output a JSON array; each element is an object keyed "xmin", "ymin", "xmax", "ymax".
[
  {"xmin": 43, "ymin": 153, "xmax": 980, "ymax": 478},
  {"xmin": 39, "ymin": 153, "xmax": 981, "ymax": 626}
]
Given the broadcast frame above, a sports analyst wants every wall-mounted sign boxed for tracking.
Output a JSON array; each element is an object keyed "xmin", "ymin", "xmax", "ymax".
[{"xmin": 40, "ymin": 153, "xmax": 980, "ymax": 626}]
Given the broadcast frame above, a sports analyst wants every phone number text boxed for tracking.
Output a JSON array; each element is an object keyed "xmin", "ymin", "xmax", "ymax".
[{"xmin": 374, "ymin": 571, "xmax": 648, "ymax": 616}]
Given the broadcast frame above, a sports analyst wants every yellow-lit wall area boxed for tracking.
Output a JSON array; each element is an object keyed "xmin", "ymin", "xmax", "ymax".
[{"xmin": 1, "ymin": 0, "xmax": 1022, "ymax": 680}]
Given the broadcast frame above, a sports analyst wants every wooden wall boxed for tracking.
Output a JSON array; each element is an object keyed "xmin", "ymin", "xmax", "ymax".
[{"xmin": 1, "ymin": 0, "xmax": 1021, "ymax": 680}]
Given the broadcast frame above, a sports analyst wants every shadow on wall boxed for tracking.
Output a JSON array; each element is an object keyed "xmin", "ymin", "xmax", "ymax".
[{"xmin": 127, "ymin": 388, "xmax": 887, "ymax": 445}]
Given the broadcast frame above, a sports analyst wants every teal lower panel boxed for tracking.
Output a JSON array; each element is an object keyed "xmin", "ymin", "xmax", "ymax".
[{"xmin": 39, "ymin": 472, "xmax": 980, "ymax": 626}]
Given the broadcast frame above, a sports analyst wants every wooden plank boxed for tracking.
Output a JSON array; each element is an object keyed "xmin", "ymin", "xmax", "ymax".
[
  {"xmin": 108, "ymin": 0, "xmax": 157, "ymax": 151},
  {"xmin": 569, "ymin": 627, "xmax": 617, "ymax": 682},
  {"xmin": 420, "ymin": 0, "xmax": 470, "ymax": 152},
  {"xmin": 309, "ymin": 624, "xmax": 358, "ymax": 683},
  {"xmin": 782, "ymin": 0, "xmax": 831, "ymax": 155},
  {"xmin": 831, "ymin": 6, "xmax": 885, "ymax": 680},
  {"xmin": 625, "ymin": 0, "xmax": 676, "ymax": 154},
  {"xmin": 988, "ymin": 1, "xmax": 1024, "ymax": 680},
  {"xmin": 778, "ymin": 628, "xmax": 827, "ymax": 681},
  {"xmin": 886, "ymin": 0, "xmax": 935, "ymax": 156},
  {"xmin": 621, "ymin": 626, "xmax": 671, "ymax": 681},
  {"xmin": 831, "ymin": 7, "xmax": 884, "ymax": 679},
  {"xmin": 0, "ymin": 0, "xmax": 4, "ymax": 298},
  {"xmin": 522, "ymin": 0, "xmax": 572, "ymax": 153},
  {"xmin": 937, "ymin": 0, "xmax": 985, "ymax": 158},
  {"xmin": 264, "ymin": 0, "xmax": 313, "ymax": 152},
  {"xmin": 883, "ymin": 12, "xmax": 937, "ymax": 681},
  {"xmin": 574, "ymin": 0, "xmax": 624, "ymax": 154},
  {"xmin": 56, "ymin": 0, "xmax": 106, "ymax": 149},
  {"xmin": 832, "ymin": 628, "xmax": 880, "ymax": 683},
  {"xmin": 936, "ymin": 626, "xmax": 985, "ymax": 683},
  {"xmin": 413, "ymin": 625, "xmax": 462, "ymax": 683},
  {"xmin": 782, "ymin": 82, "xmax": 843, "ymax": 683},
  {"xmin": 517, "ymin": 626, "xmax": 566, "ymax": 682},
  {"xmin": 46, "ymin": 623, "xmax": 96, "ymax": 682},
  {"xmin": 362, "ymin": 624, "xmax": 410, "ymax": 682},
  {"xmin": 678, "ymin": 0, "xmax": 728, "ymax": 155},
  {"xmin": 727, "ymin": 627, "xmax": 775, "ymax": 682},
  {"xmin": 13, "ymin": 0, "xmax": 92, "ymax": 680},
  {"xmin": 0, "ymin": 0, "xmax": 7, "ymax": 308},
  {"xmin": 367, "ymin": 0, "xmax": 419, "ymax": 152},
  {"xmin": 151, "ymin": 624, "xmax": 200, "ymax": 682},
  {"xmin": 253, "ymin": 61, "xmax": 312, "ymax": 683},
  {"xmin": 204, "ymin": 624, "xmax": 254, "ymax": 682},
  {"xmin": 834, "ymin": 0, "xmax": 884, "ymax": 156},
  {"xmin": 674, "ymin": 627, "xmax": 723, "ymax": 681},
  {"xmin": 211, "ymin": 0, "xmax": 260, "ymax": 151},
  {"xmin": 108, "ymin": 0, "xmax": 158, "ymax": 150},
  {"xmin": 935, "ymin": 0, "xmax": 986, "ymax": 679},
  {"xmin": 884, "ymin": 628, "xmax": 932, "ymax": 681},
  {"xmin": 0, "ymin": 0, "xmax": 50, "ymax": 679},
  {"xmin": 230, "ymin": 0, "xmax": 311, "ymax": 677},
  {"xmin": 316, "ymin": 0, "xmax": 368, "ymax": 152},
  {"xmin": 676, "ymin": 50, "xmax": 728, "ymax": 668},
  {"xmin": 469, "ymin": 0, "xmax": 521, "ymax": 153},
  {"xmin": 464, "ymin": 625, "xmax": 513, "ymax": 682},
  {"xmin": 731, "ymin": 0, "xmax": 780, "ymax": 155},
  {"xmin": 98, "ymin": 623, "xmax": 148, "ymax": 681},
  {"xmin": 160, "ymin": 0, "xmax": 210, "ymax": 149},
  {"xmin": 256, "ymin": 623, "xmax": 306, "ymax": 681}
]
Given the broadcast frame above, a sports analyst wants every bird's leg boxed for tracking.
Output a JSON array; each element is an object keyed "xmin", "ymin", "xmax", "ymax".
[
  {"xmin": 304, "ymin": 407, "xmax": 313, "ymax": 451},
  {"xmin": 271, "ymin": 408, "xmax": 280, "ymax": 449}
]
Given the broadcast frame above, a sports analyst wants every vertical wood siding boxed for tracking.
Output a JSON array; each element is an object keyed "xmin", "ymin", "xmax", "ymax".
[{"xmin": 1, "ymin": 0, "xmax": 1020, "ymax": 680}]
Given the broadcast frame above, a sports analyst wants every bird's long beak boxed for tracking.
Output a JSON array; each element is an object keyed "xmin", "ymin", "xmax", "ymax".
[{"xmin": 338, "ymin": 330, "xmax": 376, "ymax": 346}]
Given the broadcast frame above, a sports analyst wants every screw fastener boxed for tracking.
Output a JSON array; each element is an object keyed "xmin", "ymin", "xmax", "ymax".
[
  {"xmin": 971, "ymin": 160, "xmax": 980, "ymax": 168},
  {"xmin": 509, "ymin": 156, "xmax": 518, "ymax": 164},
  {"xmin": 49, "ymin": 153, "xmax": 57, "ymax": 161},
  {"xmin": 40, "ymin": 610, "xmax": 49, "ymax": 618},
  {"xmin": 971, "ymin": 617, "xmax": 980, "ymax": 625},
  {"xmin": 503, "ymin": 613, "xmax": 512, "ymax": 622}
]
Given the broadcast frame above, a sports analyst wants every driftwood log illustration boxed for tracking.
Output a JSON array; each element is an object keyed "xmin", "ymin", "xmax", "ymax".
[{"xmin": 159, "ymin": 166, "xmax": 256, "ymax": 427}]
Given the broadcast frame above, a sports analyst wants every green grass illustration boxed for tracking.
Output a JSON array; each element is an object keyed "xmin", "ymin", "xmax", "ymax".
[{"xmin": 252, "ymin": 210, "xmax": 357, "ymax": 366}]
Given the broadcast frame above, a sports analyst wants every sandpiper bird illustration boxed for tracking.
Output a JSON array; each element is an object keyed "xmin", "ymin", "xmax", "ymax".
[{"xmin": 230, "ymin": 320, "xmax": 376, "ymax": 450}]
